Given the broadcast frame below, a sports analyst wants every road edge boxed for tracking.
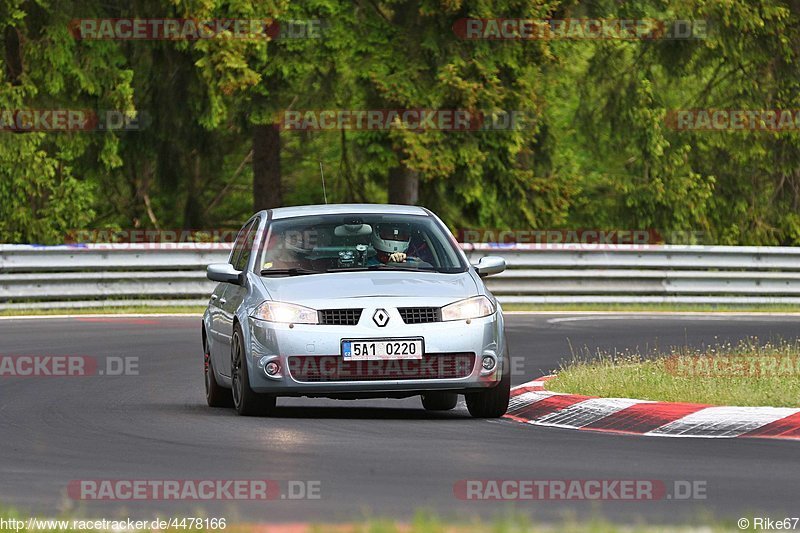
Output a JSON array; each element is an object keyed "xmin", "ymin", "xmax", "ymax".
[
  {"xmin": 505, "ymin": 376, "xmax": 800, "ymax": 440},
  {"xmin": 5, "ymin": 310, "xmax": 800, "ymax": 321}
]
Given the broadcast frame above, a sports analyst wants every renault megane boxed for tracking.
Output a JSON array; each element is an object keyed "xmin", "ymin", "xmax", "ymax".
[{"xmin": 202, "ymin": 204, "xmax": 509, "ymax": 417}]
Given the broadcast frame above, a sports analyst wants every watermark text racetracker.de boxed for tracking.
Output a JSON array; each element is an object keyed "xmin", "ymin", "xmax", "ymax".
[
  {"xmin": 0, "ymin": 109, "xmax": 146, "ymax": 132},
  {"xmin": 453, "ymin": 18, "xmax": 707, "ymax": 40},
  {"xmin": 459, "ymin": 228, "xmax": 660, "ymax": 249},
  {"xmin": 67, "ymin": 479, "xmax": 321, "ymax": 501},
  {"xmin": 65, "ymin": 229, "xmax": 239, "ymax": 250},
  {"xmin": 665, "ymin": 355, "xmax": 800, "ymax": 378},
  {"xmin": 666, "ymin": 109, "xmax": 800, "ymax": 131},
  {"xmin": 454, "ymin": 479, "xmax": 707, "ymax": 501},
  {"xmin": 278, "ymin": 109, "xmax": 534, "ymax": 131},
  {"xmin": 0, "ymin": 355, "xmax": 138, "ymax": 377},
  {"xmin": 70, "ymin": 18, "xmax": 322, "ymax": 40}
]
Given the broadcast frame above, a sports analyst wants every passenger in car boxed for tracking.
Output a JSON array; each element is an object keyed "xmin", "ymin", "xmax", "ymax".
[{"xmin": 262, "ymin": 231, "xmax": 313, "ymax": 270}]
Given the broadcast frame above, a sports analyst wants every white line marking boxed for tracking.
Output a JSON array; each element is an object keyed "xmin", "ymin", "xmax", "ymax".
[
  {"xmin": 513, "ymin": 380, "xmax": 547, "ymax": 390},
  {"xmin": 647, "ymin": 406, "xmax": 800, "ymax": 438},
  {"xmin": 508, "ymin": 391, "xmax": 557, "ymax": 412},
  {"xmin": 532, "ymin": 397, "xmax": 650, "ymax": 428}
]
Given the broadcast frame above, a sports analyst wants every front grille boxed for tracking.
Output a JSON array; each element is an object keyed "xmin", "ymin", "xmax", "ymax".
[
  {"xmin": 319, "ymin": 308, "xmax": 362, "ymax": 326},
  {"xmin": 288, "ymin": 353, "xmax": 476, "ymax": 382},
  {"xmin": 398, "ymin": 307, "xmax": 440, "ymax": 324}
]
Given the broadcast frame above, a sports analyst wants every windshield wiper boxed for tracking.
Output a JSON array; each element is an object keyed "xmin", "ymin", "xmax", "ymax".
[
  {"xmin": 260, "ymin": 267, "xmax": 324, "ymax": 276},
  {"xmin": 326, "ymin": 265, "xmax": 450, "ymax": 273},
  {"xmin": 372, "ymin": 265, "xmax": 437, "ymax": 272},
  {"xmin": 327, "ymin": 265, "xmax": 433, "ymax": 273}
]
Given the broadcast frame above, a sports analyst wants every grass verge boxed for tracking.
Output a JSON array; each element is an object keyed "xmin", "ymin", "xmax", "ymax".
[
  {"xmin": 548, "ymin": 339, "xmax": 800, "ymax": 407},
  {"xmin": 0, "ymin": 306, "xmax": 205, "ymax": 317}
]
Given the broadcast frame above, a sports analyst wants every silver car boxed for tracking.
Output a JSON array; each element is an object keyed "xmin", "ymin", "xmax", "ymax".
[{"xmin": 202, "ymin": 204, "xmax": 509, "ymax": 417}]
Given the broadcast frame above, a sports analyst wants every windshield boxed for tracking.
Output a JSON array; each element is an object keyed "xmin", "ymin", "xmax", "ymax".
[{"xmin": 258, "ymin": 213, "xmax": 466, "ymax": 275}]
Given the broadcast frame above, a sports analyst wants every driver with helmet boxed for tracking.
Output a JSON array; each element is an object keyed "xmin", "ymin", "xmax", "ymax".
[{"xmin": 368, "ymin": 224, "xmax": 416, "ymax": 265}]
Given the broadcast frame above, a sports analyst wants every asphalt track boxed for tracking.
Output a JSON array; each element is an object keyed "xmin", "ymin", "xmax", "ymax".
[{"xmin": 0, "ymin": 313, "xmax": 798, "ymax": 525}]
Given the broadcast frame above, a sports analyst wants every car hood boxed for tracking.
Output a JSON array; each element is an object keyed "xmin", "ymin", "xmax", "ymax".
[{"xmin": 257, "ymin": 270, "xmax": 479, "ymax": 306}]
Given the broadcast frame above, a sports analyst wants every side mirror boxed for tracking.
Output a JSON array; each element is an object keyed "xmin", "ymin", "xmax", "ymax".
[
  {"xmin": 207, "ymin": 263, "xmax": 243, "ymax": 285},
  {"xmin": 474, "ymin": 256, "xmax": 506, "ymax": 278}
]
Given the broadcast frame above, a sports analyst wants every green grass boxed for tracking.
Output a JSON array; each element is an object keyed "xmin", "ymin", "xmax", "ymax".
[
  {"xmin": 548, "ymin": 339, "xmax": 800, "ymax": 407},
  {"xmin": 0, "ymin": 306, "xmax": 205, "ymax": 317},
  {"xmin": 502, "ymin": 303, "xmax": 800, "ymax": 313}
]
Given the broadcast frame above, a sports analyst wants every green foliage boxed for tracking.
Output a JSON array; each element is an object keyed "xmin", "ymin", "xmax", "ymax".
[
  {"xmin": 1, "ymin": 0, "xmax": 799, "ymax": 244},
  {"xmin": 0, "ymin": 134, "xmax": 95, "ymax": 242},
  {"xmin": 563, "ymin": 0, "xmax": 800, "ymax": 244},
  {"xmin": 0, "ymin": 0, "xmax": 132, "ymax": 243}
]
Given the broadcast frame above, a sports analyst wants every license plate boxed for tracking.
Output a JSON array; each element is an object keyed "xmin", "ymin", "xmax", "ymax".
[{"xmin": 341, "ymin": 338, "xmax": 424, "ymax": 360}]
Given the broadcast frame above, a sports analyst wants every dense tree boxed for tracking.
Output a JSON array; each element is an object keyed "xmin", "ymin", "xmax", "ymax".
[
  {"xmin": 0, "ymin": 0, "xmax": 133, "ymax": 242},
  {"xmin": 2, "ymin": 0, "xmax": 800, "ymax": 244},
  {"xmin": 561, "ymin": 0, "xmax": 800, "ymax": 244},
  {"xmin": 343, "ymin": 0, "xmax": 576, "ymax": 230}
]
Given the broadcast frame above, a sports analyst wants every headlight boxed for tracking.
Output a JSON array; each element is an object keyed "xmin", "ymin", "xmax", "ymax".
[
  {"xmin": 440, "ymin": 296, "xmax": 495, "ymax": 321},
  {"xmin": 252, "ymin": 301, "xmax": 318, "ymax": 324}
]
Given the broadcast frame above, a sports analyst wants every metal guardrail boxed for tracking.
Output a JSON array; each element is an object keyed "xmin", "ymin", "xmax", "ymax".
[
  {"xmin": 2, "ymin": 243, "xmax": 800, "ymax": 309},
  {"xmin": 0, "ymin": 244, "xmax": 228, "ymax": 309}
]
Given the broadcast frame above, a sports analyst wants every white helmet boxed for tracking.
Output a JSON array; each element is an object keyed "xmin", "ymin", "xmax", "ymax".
[
  {"xmin": 371, "ymin": 224, "xmax": 410, "ymax": 254},
  {"xmin": 283, "ymin": 230, "xmax": 307, "ymax": 253}
]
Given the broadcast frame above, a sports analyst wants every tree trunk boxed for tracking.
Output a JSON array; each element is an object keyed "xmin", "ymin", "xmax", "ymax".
[
  {"xmin": 253, "ymin": 124, "xmax": 282, "ymax": 211},
  {"xmin": 182, "ymin": 154, "xmax": 201, "ymax": 229},
  {"xmin": 4, "ymin": 27, "xmax": 22, "ymax": 85},
  {"xmin": 388, "ymin": 163, "xmax": 418, "ymax": 205}
]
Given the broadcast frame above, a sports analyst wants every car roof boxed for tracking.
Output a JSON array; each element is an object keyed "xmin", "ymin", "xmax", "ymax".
[{"xmin": 268, "ymin": 203, "xmax": 429, "ymax": 220}]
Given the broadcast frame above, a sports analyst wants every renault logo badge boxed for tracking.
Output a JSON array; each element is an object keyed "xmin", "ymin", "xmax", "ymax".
[{"xmin": 372, "ymin": 309, "xmax": 390, "ymax": 327}]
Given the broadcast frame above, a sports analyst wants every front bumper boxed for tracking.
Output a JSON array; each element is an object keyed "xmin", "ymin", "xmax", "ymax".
[{"xmin": 245, "ymin": 306, "xmax": 504, "ymax": 395}]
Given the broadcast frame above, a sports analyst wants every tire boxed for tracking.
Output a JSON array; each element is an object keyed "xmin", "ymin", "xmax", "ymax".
[
  {"xmin": 204, "ymin": 333, "xmax": 233, "ymax": 408},
  {"xmin": 465, "ymin": 356, "xmax": 511, "ymax": 418},
  {"xmin": 421, "ymin": 392, "xmax": 458, "ymax": 411},
  {"xmin": 231, "ymin": 323, "xmax": 277, "ymax": 416}
]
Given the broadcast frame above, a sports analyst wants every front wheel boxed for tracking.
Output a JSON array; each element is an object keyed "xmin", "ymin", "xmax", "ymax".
[
  {"xmin": 231, "ymin": 323, "xmax": 277, "ymax": 416},
  {"xmin": 465, "ymin": 358, "xmax": 511, "ymax": 418},
  {"xmin": 421, "ymin": 392, "xmax": 458, "ymax": 411},
  {"xmin": 205, "ymin": 334, "xmax": 233, "ymax": 408}
]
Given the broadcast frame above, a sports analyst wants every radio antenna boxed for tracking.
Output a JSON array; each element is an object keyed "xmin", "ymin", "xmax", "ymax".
[{"xmin": 319, "ymin": 162, "xmax": 328, "ymax": 204}]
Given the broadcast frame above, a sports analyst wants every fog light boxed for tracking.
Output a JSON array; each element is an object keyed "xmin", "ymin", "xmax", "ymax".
[
  {"xmin": 265, "ymin": 361, "xmax": 280, "ymax": 376},
  {"xmin": 481, "ymin": 355, "xmax": 496, "ymax": 371}
]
